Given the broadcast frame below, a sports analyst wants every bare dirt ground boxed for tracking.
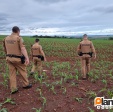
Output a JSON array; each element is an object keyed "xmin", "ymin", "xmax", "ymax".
[{"xmin": 0, "ymin": 57, "xmax": 112, "ymax": 112}]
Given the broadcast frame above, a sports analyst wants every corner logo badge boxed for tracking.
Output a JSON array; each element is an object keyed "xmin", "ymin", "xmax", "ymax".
[{"xmin": 94, "ymin": 97, "xmax": 113, "ymax": 109}]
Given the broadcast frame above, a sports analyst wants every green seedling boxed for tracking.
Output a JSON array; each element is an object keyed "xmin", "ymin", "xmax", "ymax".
[
  {"xmin": 86, "ymin": 91, "xmax": 97, "ymax": 100},
  {"xmin": 42, "ymin": 72, "xmax": 47, "ymax": 79},
  {"xmin": 61, "ymin": 87, "xmax": 67, "ymax": 94},
  {"xmin": 71, "ymin": 82, "xmax": 79, "ymax": 87},
  {"xmin": 98, "ymin": 88, "xmax": 107, "ymax": 93},
  {"xmin": 1, "ymin": 73, "xmax": 9, "ymax": 88},
  {"xmin": 32, "ymin": 108, "xmax": 42, "ymax": 112},
  {"xmin": 36, "ymin": 88, "xmax": 43, "ymax": 97},
  {"xmin": 75, "ymin": 75, "xmax": 79, "ymax": 81},
  {"xmin": 0, "ymin": 108, "xmax": 8, "ymax": 112},
  {"xmin": 50, "ymin": 85, "xmax": 56, "ymax": 94},
  {"xmin": 91, "ymin": 79, "xmax": 96, "ymax": 83},
  {"xmin": 42, "ymin": 82, "xmax": 50, "ymax": 88},
  {"xmin": 34, "ymin": 74, "xmax": 38, "ymax": 81},
  {"xmin": 0, "ymin": 98, "xmax": 15, "ymax": 106},
  {"xmin": 41, "ymin": 97, "xmax": 47, "ymax": 107},
  {"xmin": 102, "ymin": 79, "xmax": 107, "ymax": 87},
  {"xmin": 74, "ymin": 97, "xmax": 83, "ymax": 103},
  {"xmin": 74, "ymin": 69, "xmax": 79, "ymax": 75},
  {"xmin": 107, "ymin": 89, "xmax": 113, "ymax": 98},
  {"xmin": 59, "ymin": 78, "xmax": 63, "ymax": 85},
  {"xmin": 88, "ymin": 71, "xmax": 93, "ymax": 78},
  {"xmin": 88, "ymin": 107, "xmax": 95, "ymax": 112},
  {"xmin": 109, "ymin": 109, "xmax": 113, "ymax": 112},
  {"xmin": 38, "ymin": 77, "xmax": 43, "ymax": 84}
]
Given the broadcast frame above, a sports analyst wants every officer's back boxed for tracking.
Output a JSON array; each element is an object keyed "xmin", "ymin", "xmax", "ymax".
[
  {"xmin": 32, "ymin": 43, "xmax": 41, "ymax": 56},
  {"xmin": 5, "ymin": 33, "xmax": 22, "ymax": 56},
  {"xmin": 80, "ymin": 39, "xmax": 92, "ymax": 54}
]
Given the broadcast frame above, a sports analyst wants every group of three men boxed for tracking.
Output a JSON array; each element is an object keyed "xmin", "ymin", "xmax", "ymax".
[{"xmin": 3, "ymin": 26, "xmax": 96, "ymax": 94}]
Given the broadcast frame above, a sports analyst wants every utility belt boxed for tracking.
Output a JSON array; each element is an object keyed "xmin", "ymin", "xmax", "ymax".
[
  {"xmin": 6, "ymin": 54, "xmax": 25, "ymax": 64},
  {"xmin": 78, "ymin": 52, "xmax": 93, "ymax": 57},
  {"xmin": 33, "ymin": 55, "xmax": 44, "ymax": 61}
]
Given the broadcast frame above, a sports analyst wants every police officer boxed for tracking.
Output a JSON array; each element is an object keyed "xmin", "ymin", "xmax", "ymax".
[
  {"xmin": 3, "ymin": 26, "xmax": 32, "ymax": 94},
  {"xmin": 77, "ymin": 34, "xmax": 96, "ymax": 80},
  {"xmin": 30, "ymin": 39, "xmax": 46, "ymax": 78}
]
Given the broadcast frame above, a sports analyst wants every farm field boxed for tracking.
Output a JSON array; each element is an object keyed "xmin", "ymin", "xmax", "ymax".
[{"xmin": 0, "ymin": 35, "xmax": 113, "ymax": 112}]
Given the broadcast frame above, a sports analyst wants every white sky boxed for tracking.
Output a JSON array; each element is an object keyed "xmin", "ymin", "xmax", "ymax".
[{"xmin": 0, "ymin": 0, "xmax": 113, "ymax": 35}]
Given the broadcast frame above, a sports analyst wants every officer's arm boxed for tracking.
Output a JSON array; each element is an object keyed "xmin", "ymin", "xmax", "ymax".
[
  {"xmin": 40, "ymin": 46, "xmax": 46, "ymax": 61},
  {"xmin": 77, "ymin": 43, "xmax": 81, "ymax": 53},
  {"xmin": 21, "ymin": 47, "xmax": 29, "ymax": 60},
  {"xmin": 90, "ymin": 42, "xmax": 96, "ymax": 54},
  {"xmin": 19, "ymin": 37, "xmax": 29, "ymax": 61},
  {"xmin": 2, "ymin": 39, "xmax": 7, "ymax": 54},
  {"xmin": 90, "ymin": 42, "xmax": 96, "ymax": 59}
]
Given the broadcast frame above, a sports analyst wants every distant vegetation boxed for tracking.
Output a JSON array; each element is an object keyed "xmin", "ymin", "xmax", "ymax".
[
  {"xmin": 32, "ymin": 35, "xmax": 78, "ymax": 39},
  {"xmin": 108, "ymin": 37, "xmax": 113, "ymax": 40},
  {"xmin": 31, "ymin": 35, "xmax": 113, "ymax": 40},
  {"xmin": 0, "ymin": 35, "xmax": 113, "ymax": 40}
]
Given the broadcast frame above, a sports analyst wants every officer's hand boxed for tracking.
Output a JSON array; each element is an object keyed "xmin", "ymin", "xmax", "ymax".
[
  {"xmin": 44, "ymin": 58, "xmax": 47, "ymax": 62},
  {"xmin": 94, "ymin": 55, "xmax": 96, "ymax": 59},
  {"xmin": 25, "ymin": 58, "xmax": 29, "ymax": 65}
]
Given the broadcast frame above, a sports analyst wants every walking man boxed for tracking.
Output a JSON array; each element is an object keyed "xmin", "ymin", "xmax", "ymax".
[
  {"xmin": 77, "ymin": 34, "xmax": 96, "ymax": 80},
  {"xmin": 3, "ymin": 26, "xmax": 32, "ymax": 94},
  {"xmin": 30, "ymin": 39, "xmax": 46, "ymax": 78}
]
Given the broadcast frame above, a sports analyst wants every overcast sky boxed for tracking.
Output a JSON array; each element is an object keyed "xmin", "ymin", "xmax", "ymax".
[{"xmin": 0, "ymin": 0, "xmax": 113, "ymax": 35}]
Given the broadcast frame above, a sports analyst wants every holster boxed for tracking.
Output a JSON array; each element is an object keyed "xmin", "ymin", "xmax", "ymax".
[
  {"xmin": 6, "ymin": 54, "xmax": 25, "ymax": 64},
  {"xmin": 89, "ymin": 52, "xmax": 93, "ymax": 57},
  {"xmin": 78, "ymin": 52, "xmax": 93, "ymax": 57},
  {"xmin": 33, "ymin": 55, "xmax": 44, "ymax": 61},
  {"xmin": 78, "ymin": 52, "xmax": 83, "ymax": 56},
  {"xmin": 21, "ymin": 55, "xmax": 25, "ymax": 64}
]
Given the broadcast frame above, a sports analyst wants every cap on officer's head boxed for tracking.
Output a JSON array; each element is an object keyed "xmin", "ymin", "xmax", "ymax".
[{"xmin": 12, "ymin": 26, "xmax": 20, "ymax": 33}]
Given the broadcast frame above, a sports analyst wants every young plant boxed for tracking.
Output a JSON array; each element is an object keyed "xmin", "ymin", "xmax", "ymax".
[
  {"xmin": 75, "ymin": 75, "xmax": 79, "ymax": 81},
  {"xmin": 41, "ymin": 97, "xmax": 47, "ymax": 107},
  {"xmin": 71, "ymin": 82, "xmax": 79, "ymax": 87},
  {"xmin": 32, "ymin": 108, "xmax": 42, "ymax": 112},
  {"xmin": 59, "ymin": 78, "xmax": 63, "ymax": 85},
  {"xmin": 0, "ymin": 108, "xmax": 8, "ymax": 112},
  {"xmin": 86, "ymin": 91, "xmax": 97, "ymax": 100},
  {"xmin": 98, "ymin": 88, "xmax": 107, "ymax": 93},
  {"xmin": 42, "ymin": 82, "xmax": 50, "ymax": 88},
  {"xmin": 74, "ymin": 97, "xmax": 83, "ymax": 103},
  {"xmin": 107, "ymin": 89, "xmax": 113, "ymax": 98},
  {"xmin": 0, "ymin": 98, "xmax": 15, "ymax": 106},
  {"xmin": 102, "ymin": 79, "xmax": 107, "ymax": 87},
  {"xmin": 61, "ymin": 87, "xmax": 67, "ymax": 95},
  {"xmin": 42, "ymin": 72, "xmax": 48, "ymax": 79},
  {"xmin": 1, "ymin": 73, "xmax": 9, "ymax": 88},
  {"xmin": 50, "ymin": 85, "xmax": 56, "ymax": 95},
  {"xmin": 36, "ymin": 88, "xmax": 43, "ymax": 97},
  {"xmin": 88, "ymin": 107, "xmax": 95, "ymax": 112},
  {"xmin": 109, "ymin": 109, "xmax": 113, "ymax": 112}
]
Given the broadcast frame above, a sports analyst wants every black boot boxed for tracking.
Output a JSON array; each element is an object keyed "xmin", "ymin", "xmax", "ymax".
[
  {"xmin": 30, "ymin": 72, "xmax": 34, "ymax": 75},
  {"xmin": 82, "ymin": 77, "xmax": 87, "ymax": 80},
  {"xmin": 23, "ymin": 84, "xmax": 32, "ymax": 89},
  {"xmin": 11, "ymin": 89, "xmax": 18, "ymax": 94}
]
